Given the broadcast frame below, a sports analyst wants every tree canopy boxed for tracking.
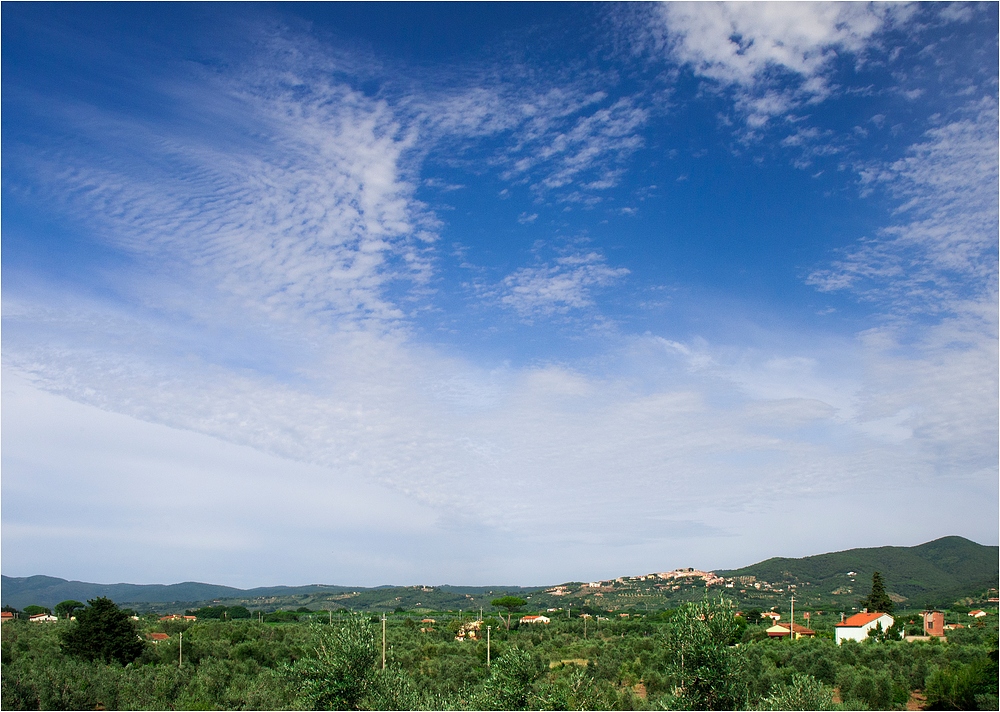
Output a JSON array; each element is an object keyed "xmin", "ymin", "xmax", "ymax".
[
  {"xmin": 61, "ymin": 597, "xmax": 145, "ymax": 665},
  {"xmin": 491, "ymin": 596, "xmax": 526, "ymax": 631},
  {"xmin": 55, "ymin": 600, "xmax": 85, "ymax": 619}
]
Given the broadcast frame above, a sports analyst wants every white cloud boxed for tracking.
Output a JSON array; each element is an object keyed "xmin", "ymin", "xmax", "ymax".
[
  {"xmin": 420, "ymin": 76, "xmax": 648, "ymax": 202},
  {"xmin": 501, "ymin": 96, "xmax": 648, "ymax": 197},
  {"xmin": 645, "ymin": 2, "xmax": 902, "ymax": 126},
  {"xmin": 9, "ymin": 56, "xmax": 433, "ymax": 330},
  {"xmin": 809, "ymin": 97, "xmax": 998, "ymax": 315},
  {"xmin": 495, "ymin": 250, "xmax": 630, "ymax": 318}
]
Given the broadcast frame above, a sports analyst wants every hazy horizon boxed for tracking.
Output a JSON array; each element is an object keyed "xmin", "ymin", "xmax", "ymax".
[
  {"xmin": 3, "ymin": 3, "xmax": 997, "ymax": 589},
  {"xmin": 5, "ymin": 534, "xmax": 995, "ymax": 592}
]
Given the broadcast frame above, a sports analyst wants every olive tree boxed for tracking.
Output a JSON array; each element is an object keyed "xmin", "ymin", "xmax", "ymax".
[{"xmin": 662, "ymin": 595, "xmax": 749, "ymax": 710}]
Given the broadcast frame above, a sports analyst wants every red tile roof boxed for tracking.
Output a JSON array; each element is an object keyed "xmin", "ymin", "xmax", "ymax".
[{"xmin": 836, "ymin": 611, "xmax": 888, "ymax": 627}]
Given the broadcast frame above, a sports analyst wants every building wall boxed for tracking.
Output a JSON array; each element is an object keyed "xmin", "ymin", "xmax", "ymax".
[
  {"xmin": 835, "ymin": 614, "xmax": 894, "ymax": 644},
  {"xmin": 924, "ymin": 611, "xmax": 945, "ymax": 637}
]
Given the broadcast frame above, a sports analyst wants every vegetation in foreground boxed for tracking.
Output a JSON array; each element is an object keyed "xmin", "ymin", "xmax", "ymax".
[{"xmin": 3, "ymin": 589, "xmax": 997, "ymax": 711}]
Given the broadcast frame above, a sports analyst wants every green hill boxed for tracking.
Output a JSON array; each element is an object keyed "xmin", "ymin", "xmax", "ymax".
[
  {"xmin": 717, "ymin": 536, "xmax": 998, "ymax": 608},
  {"xmin": 4, "ymin": 536, "xmax": 995, "ymax": 612},
  {"xmin": 0, "ymin": 575, "xmax": 359, "ymax": 610},
  {"xmin": 0, "ymin": 575, "xmax": 540, "ymax": 613}
]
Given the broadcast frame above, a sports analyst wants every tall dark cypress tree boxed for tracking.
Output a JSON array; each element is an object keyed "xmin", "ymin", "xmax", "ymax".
[{"xmin": 860, "ymin": 571, "xmax": 894, "ymax": 613}]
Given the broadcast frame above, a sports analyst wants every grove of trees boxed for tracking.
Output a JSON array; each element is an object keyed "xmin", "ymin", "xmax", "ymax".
[{"xmin": 2, "ymin": 595, "xmax": 997, "ymax": 710}]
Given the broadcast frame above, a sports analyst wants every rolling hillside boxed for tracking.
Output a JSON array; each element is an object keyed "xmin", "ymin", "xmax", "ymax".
[
  {"xmin": 0, "ymin": 575, "xmax": 540, "ymax": 613},
  {"xmin": 4, "ymin": 536, "xmax": 995, "ymax": 612},
  {"xmin": 717, "ymin": 536, "xmax": 998, "ymax": 607}
]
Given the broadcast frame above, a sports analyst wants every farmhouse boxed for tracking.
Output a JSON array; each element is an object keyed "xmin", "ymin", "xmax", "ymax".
[
  {"xmin": 1, "ymin": 611, "xmax": 14, "ymax": 623},
  {"xmin": 835, "ymin": 611, "xmax": 894, "ymax": 644},
  {"xmin": 766, "ymin": 622, "xmax": 816, "ymax": 639},
  {"xmin": 29, "ymin": 613, "xmax": 58, "ymax": 623},
  {"xmin": 968, "ymin": 610, "xmax": 987, "ymax": 618},
  {"xmin": 520, "ymin": 615, "xmax": 550, "ymax": 625}
]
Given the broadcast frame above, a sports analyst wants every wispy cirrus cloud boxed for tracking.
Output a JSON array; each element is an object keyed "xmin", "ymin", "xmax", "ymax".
[
  {"xmin": 7, "ymin": 53, "xmax": 435, "ymax": 330},
  {"xmin": 492, "ymin": 248, "xmax": 630, "ymax": 318},
  {"xmin": 499, "ymin": 96, "xmax": 648, "ymax": 199},
  {"xmin": 412, "ymin": 66, "xmax": 649, "ymax": 203},
  {"xmin": 809, "ymin": 97, "xmax": 999, "ymax": 315}
]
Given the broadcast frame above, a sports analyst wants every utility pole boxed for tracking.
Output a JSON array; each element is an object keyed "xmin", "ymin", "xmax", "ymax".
[
  {"xmin": 584, "ymin": 616, "xmax": 588, "ymax": 640},
  {"xmin": 790, "ymin": 596, "xmax": 795, "ymax": 642},
  {"xmin": 179, "ymin": 632, "xmax": 183, "ymax": 668},
  {"xmin": 329, "ymin": 610, "xmax": 332, "ymax": 625},
  {"xmin": 381, "ymin": 613, "xmax": 387, "ymax": 670},
  {"xmin": 486, "ymin": 626, "xmax": 491, "ymax": 667}
]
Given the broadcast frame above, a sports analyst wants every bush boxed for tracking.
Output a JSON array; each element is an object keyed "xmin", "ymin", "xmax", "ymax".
[
  {"xmin": 473, "ymin": 648, "xmax": 539, "ymax": 710},
  {"xmin": 925, "ymin": 657, "xmax": 999, "ymax": 710},
  {"xmin": 755, "ymin": 673, "xmax": 838, "ymax": 710}
]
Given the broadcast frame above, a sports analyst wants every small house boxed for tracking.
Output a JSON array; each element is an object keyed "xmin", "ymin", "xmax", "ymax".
[
  {"xmin": 835, "ymin": 611, "xmax": 894, "ymax": 644},
  {"xmin": 28, "ymin": 613, "xmax": 58, "ymax": 623},
  {"xmin": 1, "ymin": 611, "xmax": 14, "ymax": 624},
  {"xmin": 519, "ymin": 615, "xmax": 550, "ymax": 625},
  {"xmin": 969, "ymin": 610, "xmax": 987, "ymax": 618},
  {"xmin": 766, "ymin": 622, "xmax": 816, "ymax": 639},
  {"xmin": 147, "ymin": 632, "xmax": 170, "ymax": 643}
]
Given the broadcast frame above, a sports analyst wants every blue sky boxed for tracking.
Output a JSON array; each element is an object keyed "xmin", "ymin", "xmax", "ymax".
[{"xmin": 3, "ymin": 2, "xmax": 997, "ymax": 588}]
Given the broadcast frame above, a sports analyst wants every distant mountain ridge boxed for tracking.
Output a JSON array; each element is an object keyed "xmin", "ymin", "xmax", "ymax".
[
  {"xmin": 0, "ymin": 575, "xmax": 355, "ymax": 610},
  {"xmin": 3, "ymin": 536, "xmax": 995, "ymax": 610},
  {"xmin": 717, "ymin": 536, "xmax": 998, "ymax": 607}
]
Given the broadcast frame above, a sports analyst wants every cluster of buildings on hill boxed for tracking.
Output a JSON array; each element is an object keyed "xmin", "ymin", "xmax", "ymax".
[{"xmin": 547, "ymin": 568, "xmax": 801, "ymax": 598}]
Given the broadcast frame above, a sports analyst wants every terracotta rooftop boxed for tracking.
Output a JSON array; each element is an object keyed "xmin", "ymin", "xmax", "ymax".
[{"xmin": 836, "ymin": 611, "xmax": 888, "ymax": 627}]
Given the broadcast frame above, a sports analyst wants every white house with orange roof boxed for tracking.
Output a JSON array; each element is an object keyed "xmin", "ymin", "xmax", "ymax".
[
  {"xmin": 835, "ymin": 611, "xmax": 894, "ymax": 644},
  {"xmin": 519, "ymin": 615, "xmax": 550, "ymax": 625}
]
